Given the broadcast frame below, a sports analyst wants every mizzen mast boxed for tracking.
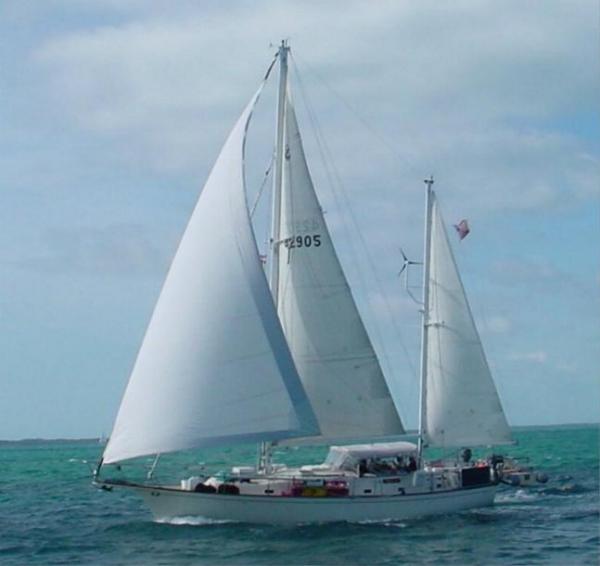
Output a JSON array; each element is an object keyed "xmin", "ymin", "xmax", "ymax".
[{"xmin": 417, "ymin": 175, "xmax": 434, "ymax": 464}]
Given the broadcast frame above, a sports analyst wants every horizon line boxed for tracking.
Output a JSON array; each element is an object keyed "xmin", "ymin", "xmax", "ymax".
[{"xmin": 1, "ymin": 421, "xmax": 598, "ymax": 444}]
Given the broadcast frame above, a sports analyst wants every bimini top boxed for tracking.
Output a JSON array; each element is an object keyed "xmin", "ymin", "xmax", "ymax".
[{"xmin": 324, "ymin": 442, "xmax": 418, "ymax": 470}]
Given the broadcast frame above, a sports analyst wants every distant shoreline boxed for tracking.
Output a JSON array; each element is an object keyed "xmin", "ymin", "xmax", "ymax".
[
  {"xmin": 0, "ymin": 437, "xmax": 102, "ymax": 445},
  {"xmin": 1, "ymin": 422, "xmax": 597, "ymax": 444}
]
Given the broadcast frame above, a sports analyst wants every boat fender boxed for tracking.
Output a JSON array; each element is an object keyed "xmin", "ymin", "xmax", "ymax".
[
  {"xmin": 217, "ymin": 484, "xmax": 240, "ymax": 495},
  {"xmin": 194, "ymin": 483, "xmax": 217, "ymax": 493}
]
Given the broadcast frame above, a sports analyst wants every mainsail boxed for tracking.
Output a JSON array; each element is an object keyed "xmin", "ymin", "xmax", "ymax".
[
  {"xmin": 424, "ymin": 193, "xmax": 511, "ymax": 447},
  {"xmin": 102, "ymin": 86, "xmax": 319, "ymax": 465},
  {"xmin": 275, "ymin": 93, "xmax": 405, "ymax": 441}
]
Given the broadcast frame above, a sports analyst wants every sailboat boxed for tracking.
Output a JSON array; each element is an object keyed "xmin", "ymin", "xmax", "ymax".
[{"xmin": 94, "ymin": 42, "xmax": 513, "ymax": 524}]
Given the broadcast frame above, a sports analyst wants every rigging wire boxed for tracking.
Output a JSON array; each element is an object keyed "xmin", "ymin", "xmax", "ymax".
[
  {"xmin": 248, "ymin": 48, "xmax": 282, "ymax": 257},
  {"xmin": 291, "ymin": 52, "xmax": 420, "ymax": 179},
  {"xmin": 250, "ymin": 153, "xmax": 275, "ymax": 218},
  {"xmin": 290, "ymin": 54, "xmax": 420, "ymax": 422}
]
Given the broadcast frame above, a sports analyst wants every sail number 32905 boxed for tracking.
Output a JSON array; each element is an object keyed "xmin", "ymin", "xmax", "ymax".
[{"xmin": 283, "ymin": 234, "xmax": 322, "ymax": 249}]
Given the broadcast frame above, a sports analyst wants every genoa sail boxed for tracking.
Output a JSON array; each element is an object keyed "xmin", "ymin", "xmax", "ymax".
[
  {"xmin": 424, "ymin": 193, "xmax": 511, "ymax": 448},
  {"xmin": 275, "ymin": 92, "xmax": 404, "ymax": 442},
  {"xmin": 103, "ymin": 86, "xmax": 319, "ymax": 465}
]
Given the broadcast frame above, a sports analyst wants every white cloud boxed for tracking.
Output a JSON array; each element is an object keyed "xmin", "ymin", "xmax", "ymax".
[
  {"xmin": 30, "ymin": 1, "xmax": 598, "ymax": 210},
  {"xmin": 15, "ymin": 224, "xmax": 169, "ymax": 277},
  {"xmin": 482, "ymin": 315, "xmax": 512, "ymax": 334},
  {"xmin": 509, "ymin": 351, "xmax": 548, "ymax": 364}
]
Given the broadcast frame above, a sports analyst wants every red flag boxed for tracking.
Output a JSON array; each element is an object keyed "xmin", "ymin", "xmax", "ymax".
[{"xmin": 454, "ymin": 219, "xmax": 470, "ymax": 240}]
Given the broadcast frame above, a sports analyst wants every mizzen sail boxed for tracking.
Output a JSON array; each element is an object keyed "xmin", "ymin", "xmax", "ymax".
[
  {"xmin": 103, "ymin": 86, "xmax": 319, "ymax": 465},
  {"xmin": 424, "ymin": 194, "xmax": 511, "ymax": 447}
]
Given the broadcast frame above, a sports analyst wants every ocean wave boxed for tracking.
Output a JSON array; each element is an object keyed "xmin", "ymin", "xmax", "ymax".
[
  {"xmin": 495, "ymin": 489, "xmax": 542, "ymax": 504},
  {"xmin": 154, "ymin": 515, "xmax": 235, "ymax": 526},
  {"xmin": 354, "ymin": 519, "xmax": 409, "ymax": 528},
  {"xmin": 558, "ymin": 509, "xmax": 600, "ymax": 521},
  {"xmin": 541, "ymin": 483, "xmax": 590, "ymax": 496}
]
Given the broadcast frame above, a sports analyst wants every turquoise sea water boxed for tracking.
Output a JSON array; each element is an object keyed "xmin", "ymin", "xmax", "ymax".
[{"xmin": 1, "ymin": 425, "xmax": 598, "ymax": 565}]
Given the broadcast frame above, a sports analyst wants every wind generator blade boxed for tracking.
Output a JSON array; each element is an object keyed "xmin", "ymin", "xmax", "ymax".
[{"xmin": 398, "ymin": 248, "xmax": 422, "ymax": 276}]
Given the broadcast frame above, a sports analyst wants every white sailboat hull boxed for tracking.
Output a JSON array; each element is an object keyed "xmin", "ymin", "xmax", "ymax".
[{"xmin": 130, "ymin": 484, "xmax": 496, "ymax": 524}]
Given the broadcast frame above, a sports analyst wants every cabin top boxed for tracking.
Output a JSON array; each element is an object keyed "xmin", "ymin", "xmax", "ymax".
[{"xmin": 324, "ymin": 442, "xmax": 418, "ymax": 470}]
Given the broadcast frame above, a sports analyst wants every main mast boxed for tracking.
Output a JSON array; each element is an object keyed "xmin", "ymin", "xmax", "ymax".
[
  {"xmin": 268, "ymin": 40, "xmax": 289, "ymax": 305},
  {"xmin": 259, "ymin": 40, "xmax": 289, "ymax": 474},
  {"xmin": 417, "ymin": 176, "xmax": 434, "ymax": 465}
]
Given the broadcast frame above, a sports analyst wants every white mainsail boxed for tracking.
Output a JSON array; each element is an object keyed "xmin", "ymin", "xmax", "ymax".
[
  {"xmin": 424, "ymin": 193, "xmax": 511, "ymax": 448},
  {"xmin": 103, "ymin": 87, "xmax": 319, "ymax": 465},
  {"xmin": 275, "ymin": 93, "xmax": 405, "ymax": 441}
]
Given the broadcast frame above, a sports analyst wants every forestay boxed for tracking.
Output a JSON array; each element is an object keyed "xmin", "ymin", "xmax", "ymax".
[
  {"xmin": 103, "ymin": 86, "xmax": 319, "ymax": 465},
  {"xmin": 275, "ymin": 92, "xmax": 404, "ymax": 442},
  {"xmin": 424, "ymin": 194, "xmax": 512, "ymax": 448}
]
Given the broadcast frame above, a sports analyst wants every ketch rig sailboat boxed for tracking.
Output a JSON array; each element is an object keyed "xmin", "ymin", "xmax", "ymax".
[{"xmin": 95, "ymin": 42, "xmax": 513, "ymax": 523}]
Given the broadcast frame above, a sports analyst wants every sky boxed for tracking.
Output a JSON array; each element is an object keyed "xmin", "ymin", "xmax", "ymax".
[{"xmin": 1, "ymin": 1, "xmax": 598, "ymax": 440}]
